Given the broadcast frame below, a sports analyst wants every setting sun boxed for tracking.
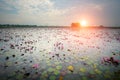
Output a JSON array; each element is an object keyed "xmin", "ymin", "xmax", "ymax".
[{"xmin": 80, "ymin": 20, "xmax": 87, "ymax": 27}]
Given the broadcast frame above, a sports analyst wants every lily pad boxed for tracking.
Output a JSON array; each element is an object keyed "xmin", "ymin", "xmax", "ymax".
[
  {"xmin": 49, "ymin": 76, "xmax": 56, "ymax": 80},
  {"xmin": 104, "ymin": 74, "xmax": 111, "ymax": 78},
  {"xmin": 6, "ymin": 61, "xmax": 12, "ymax": 66},
  {"xmin": 47, "ymin": 63, "xmax": 51, "ymax": 66},
  {"xmin": 82, "ymin": 77, "xmax": 87, "ymax": 80},
  {"xmin": 54, "ymin": 70, "xmax": 60, "ymax": 75},
  {"xmin": 55, "ymin": 62, "xmax": 60, "ymax": 65},
  {"xmin": 48, "ymin": 68, "xmax": 54, "ymax": 72},
  {"xmin": 80, "ymin": 68, "xmax": 86, "ymax": 73},
  {"xmin": 94, "ymin": 69, "xmax": 102, "ymax": 74},
  {"xmin": 16, "ymin": 74, "xmax": 23, "ymax": 80},
  {"xmin": 56, "ymin": 65, "xmax": 62, "ymax": 70},
  {"xmin": 93, "ymin": 64, "xmax": 97, "ymax": 68}
]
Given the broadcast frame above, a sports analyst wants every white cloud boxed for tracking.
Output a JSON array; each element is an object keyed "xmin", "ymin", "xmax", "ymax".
[
  {"xmin": 3, "ymin": 0, "xmax": 53, "ymax": 14},
  {"xmin": 0, "ymin": 2, "xmax": 13, "ymax": 10},
  {"xmin": 88, "ymin": 3, "xmax": 103, "ymax": 11},
  {"xmin": 0, "ymin": 0, "xmax": 72, "ymax": 25},
  {"xmin": 0, "ymin": 0, "xmax": 73, "ymax": 25},
  {"xmin": 2, "ymin": 0, "xmax": 70, "ymax": 16},
  {"xmin": 1, "ymin": 0, "xmax": 103, "ymax": 26}
]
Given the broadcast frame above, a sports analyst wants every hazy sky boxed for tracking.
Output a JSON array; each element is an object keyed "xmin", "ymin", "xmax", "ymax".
[{"xmin": 0, "ymin": 0, "xmax": 120, "ymax": 26}]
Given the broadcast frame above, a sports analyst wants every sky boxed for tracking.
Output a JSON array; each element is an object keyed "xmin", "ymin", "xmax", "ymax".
[{"xmin": 0, "ymin": 0, "xmax": 120, "ymax": 26}]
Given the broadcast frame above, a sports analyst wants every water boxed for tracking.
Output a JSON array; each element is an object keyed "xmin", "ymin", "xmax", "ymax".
[{"xmin": 0, "ymin": 27, "xmax": 120, "ymax": 80}]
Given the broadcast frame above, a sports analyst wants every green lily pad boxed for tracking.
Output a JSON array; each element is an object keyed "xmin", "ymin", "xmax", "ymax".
[
  {"xmin": 49, "ymin": 76, "xmax": 56, "ymax": 80},
  {"xmin": 104, "ymin": 74, "xmax": 111, "ymax": 78},
  {"xmin": 42, "ymin": 71, "xmax": 47, "ymax": 76},
  {"xmin": 82, "ymin": 77, "xmax": 87, "ymax": 80},
  {"xmin": 54, "ymin": 70, "xmax": 60, "ymax": 75},
  {"xmin": 10, "ymin": 72, "xmax": 16, "ymax": 76},
  {"xmin": 89, "ymin": 70, "xmax": 95, "ymax": 74},
  {"xmin": 16, "ymin": 74, "xmax": 23, "ymax": 80},
  {"xmin": 95, "ymin": 69, "xmax": 102, "ymax": 74},
  {"xmin": 80, "ymin": 68, "xmax": 86, "ymax": 73},
  {"xmin": 56, "ymin": 66, "xmax": 62, "ymax": 70},
  {"xmin": 48, "ymin": 68, "xmax": 54, "ymax": 72},
  {"xmin": 55, "ymin": 62, "xmax": 60, "ymax": 65}
]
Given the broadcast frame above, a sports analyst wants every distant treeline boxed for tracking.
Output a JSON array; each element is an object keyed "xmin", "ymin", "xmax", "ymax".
[
  {"xmin": 0, "ymin": 24, "xmax": 120, "ymax": 29},
  {"xmin": 0, "ymin": 24, "xmax": 69, "ymax": 28},
  {"xmin": 0, "ymin": 24, "xmax": 37, "ymax": 28}
]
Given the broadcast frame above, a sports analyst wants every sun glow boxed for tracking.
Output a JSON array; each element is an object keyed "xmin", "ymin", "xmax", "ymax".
[{"xmin": 80, "ymin": 20, "xmax": 87, "ymax": 27}]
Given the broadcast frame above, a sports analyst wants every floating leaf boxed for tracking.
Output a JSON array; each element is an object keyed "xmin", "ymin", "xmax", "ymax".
[
  {"xmin": 48, "ymin": 68, "xmax": 54, "ymax": 72},
  {"xmin": 93, "ymin": 64, "xmax": 97, "ymax": 68},
  {"xmin": 95, "ymin": 69, "xmax": 102, "ymax": 74},
  {"xmin": 80, "ymin": 68, "xmax": 86, "ymax": 73},
  {"xmin": 16, "ymin": 74, "xmax": 23, "ymax": 80},
  {"xmin": 89, "ymin": 70, "xmax": 94, "ymax": 74},
  {"xmin": 10, "ymin": 72, "xmax": 16, "ymax": 76},
  {"xmin": 42, "ymin": 71, "xmax": 48, "ymax": 78},
  {"xmin": 55, "ymin": 61, "xmax": 60, "ymax": 65},
  {"xmin": 54, "ymin": 70, "xmax": 60, "ymax": 75},
  {"xmin": 82, "ymin": 77, "xmax": 87, "ymax": 80},
  {"xmin": 49, "ymin": 76, "xmax": 56, "ymax": 80},
  {"xmin": 6, "ymin": 61, "xmax": 12, "ymax": 66},
  {"xmin": 47, "ymin": 63, "xmax": 51, "ymax": 66},
  {"xmin": 104, "ymin": 74, "xmax": 111, "ymax": 78},
  {"xmin": 56, "ymin": 66, "xmax": 62, "ymax": 70}
]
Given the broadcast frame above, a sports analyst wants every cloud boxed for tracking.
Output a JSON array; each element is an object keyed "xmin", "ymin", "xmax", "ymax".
[
  {"xmin": 0, "ymin": 0, "xmax": 73, "ymax": 25},
  {"xmin": 0, "ymin": 1, "xmax": 13, "ymax": 10},
  {"xmin": 1, "ymin": 0, "xmax": 117, "ymax": 26},
  {"xmin": 0, "ymin": 0, "xmax": 104, "ymax": 25},
  {"xmin": 88, "ymin": 3, "xmax": 103, "ymax": 11},
  {"xmin": 3, "ymin": 0, "xmax": 53, "ymax": 14},
  {"xmin": 2, "ymin": 0, "xmax": 71, "ymax": 16}
]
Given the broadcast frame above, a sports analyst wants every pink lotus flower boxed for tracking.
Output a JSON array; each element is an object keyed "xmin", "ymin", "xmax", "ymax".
[{"xmin": 32, "ymin": 64, "xmax": 39, "ymax": 69}]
